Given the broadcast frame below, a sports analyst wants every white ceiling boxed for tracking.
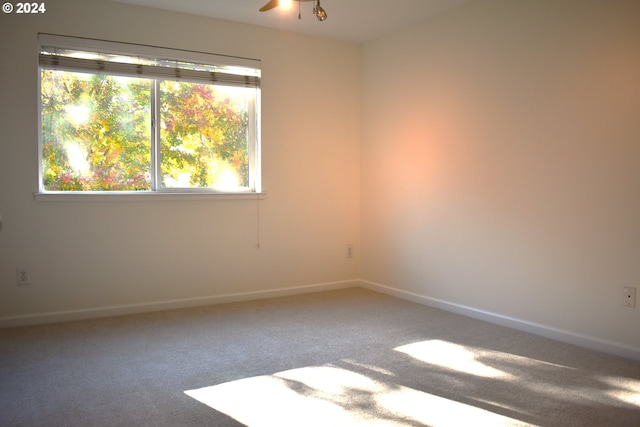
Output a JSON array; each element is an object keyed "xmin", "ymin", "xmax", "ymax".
[{"xmin": 108, "ymin": 0, "xmax": 474, "ymax": 43}]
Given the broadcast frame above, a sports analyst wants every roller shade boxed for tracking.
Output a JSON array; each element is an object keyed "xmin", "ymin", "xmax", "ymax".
[{"xmin": 38, "ymin": 34, "xmax": 261, "ymax": 88}]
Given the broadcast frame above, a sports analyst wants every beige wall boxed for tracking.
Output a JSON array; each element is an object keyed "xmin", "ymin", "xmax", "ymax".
[
  {"xmin": 361, "ymin": 0, "xmax": 640, "ymax": 352},
  {"xmin": 0, "ymin": 0, "xmax": 361, "ymax": 321}
]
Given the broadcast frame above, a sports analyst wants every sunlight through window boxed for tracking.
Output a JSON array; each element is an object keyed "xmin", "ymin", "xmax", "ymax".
[
  {"xmin": 64, "ymin": 141, "xmax": 90, "ymax": 175},
  {"xmin": 395, "ymin": 340, "xmax": 514, "ymax": 379},
  {"xmin": 185, "ymin": 364, "xmax": 533, "ymax": 427},
  {"xmin": 39, "ymin": 34, "xmax": 260, "ymax": 194},
  {"xmin": 598, "ymin": 376, "xmax": 640, "ymax": 407},
  {"xmin": 64, "ymin": 105, "xmax": 90, "ymax": 126}
]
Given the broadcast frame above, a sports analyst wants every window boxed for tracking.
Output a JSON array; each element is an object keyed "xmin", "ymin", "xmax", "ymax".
[{"xmin": 38, "ymin": 34, "xmax": 261, "ymax": 195}]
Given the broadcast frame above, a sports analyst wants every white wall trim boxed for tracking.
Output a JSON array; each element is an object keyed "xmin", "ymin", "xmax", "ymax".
[
  {"xmin": 360, "ymin": 280, "xmax": 640, "ymax": 362},
  {"xmin": 6, "ymin": 278, "xmax": 639, "ymax": 362},
  {"xmin": 0, "ymin": 280, "xmax": 358, "ymax": 328}
]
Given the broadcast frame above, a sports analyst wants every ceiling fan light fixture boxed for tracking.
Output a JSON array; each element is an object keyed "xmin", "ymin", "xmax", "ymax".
[
  {"xmin": 259, "ymin": 0, "xmax": 327, "ymax": 21},
  {"xmin": 315, "ymin": 0, "xmax": 327, "ymax": 21}
]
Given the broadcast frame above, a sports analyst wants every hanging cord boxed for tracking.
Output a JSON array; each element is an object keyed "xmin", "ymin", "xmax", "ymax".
[
  {"xmin": 298, "ymin": 0, "xmax": 301, "ymax": 19},
  {"xmin": 256, "ymin": 192, "xmax": 261, "ymax": 249}
]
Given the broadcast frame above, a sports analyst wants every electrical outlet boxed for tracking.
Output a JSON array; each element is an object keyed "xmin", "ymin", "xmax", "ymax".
[
  {"xmin": 346, "ymin": 244, "xmax": 354, "ymax": 259},
  {"xmin": 623, "ymin": 287, "xmax": 636, "ymax": 308},
  {"xmin": 17, "ymin": 268, "xmax": 30, "ymax": 285}
]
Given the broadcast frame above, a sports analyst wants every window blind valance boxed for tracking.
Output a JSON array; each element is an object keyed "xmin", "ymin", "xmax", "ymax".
[{"xmin": 38, "ymin": 34, "xmax": 261, "ymax": 88}]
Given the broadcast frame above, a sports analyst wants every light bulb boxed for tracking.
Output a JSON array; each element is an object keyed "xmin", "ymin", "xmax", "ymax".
[
  {"xmin": 315, "ymin": 0, "xmax": 327, "ymax": 21},
  {"xmin": 279, "ymin": 0, "xmax": 293, "ymax": 10}
]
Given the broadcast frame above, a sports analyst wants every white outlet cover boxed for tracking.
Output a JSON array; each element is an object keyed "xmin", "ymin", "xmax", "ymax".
[
  {"xmin": 623, "ymin": 287, "xmax": 636, "ymax": 308},
  {"xmin": 16, "ymin": 268, "xmax": 30, "ymax": 285}
]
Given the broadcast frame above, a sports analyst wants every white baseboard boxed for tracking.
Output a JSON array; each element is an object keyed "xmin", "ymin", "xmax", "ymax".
[
  {"xmin": 0, "ymin": 280, "xmax": 358, "ymax": 328},
  {"xmin": 360, "ymin": 280, "xmax": 640, "ymax": 362}
]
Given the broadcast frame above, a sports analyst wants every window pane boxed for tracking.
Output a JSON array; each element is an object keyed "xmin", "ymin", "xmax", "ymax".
[
  {"xmin": 41, "ymin": 70, "xmax": 151, "ymax": 191},
  {"xmin": 159, "ymin": 81, "xmax": 252, "ymax": 191}
]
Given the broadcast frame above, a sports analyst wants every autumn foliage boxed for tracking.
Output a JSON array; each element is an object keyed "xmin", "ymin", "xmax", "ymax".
[{"xmin": 41, "ymin": 70, "xmax": 251, "ymax": 191}]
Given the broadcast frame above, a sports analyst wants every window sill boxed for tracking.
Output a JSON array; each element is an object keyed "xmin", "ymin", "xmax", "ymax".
[{"xmin": 34, "ymin": 191, "xmax": 266, "ymax": 202}]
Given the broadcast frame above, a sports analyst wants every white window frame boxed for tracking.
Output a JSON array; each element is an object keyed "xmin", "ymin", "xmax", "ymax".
[{"xmin": 36, "ymin": 34, "xmax": 262, "ymax": 200}]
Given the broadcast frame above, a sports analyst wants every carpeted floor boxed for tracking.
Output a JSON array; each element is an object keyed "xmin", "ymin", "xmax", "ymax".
[{"xmin": 1, "ymin": 287, "xmax": 639, "ymax": 426}]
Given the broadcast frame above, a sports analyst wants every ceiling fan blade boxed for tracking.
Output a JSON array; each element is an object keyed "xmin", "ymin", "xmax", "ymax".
[{"xmin": 259, "ymin": 0, "xmax": 280, "ymax": 12}]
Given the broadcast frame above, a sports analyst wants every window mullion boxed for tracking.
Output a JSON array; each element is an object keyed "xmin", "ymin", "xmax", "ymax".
[
  {"xmin": 151, "ymin": 79, "xmax": 161, "ymax": 191},
  {"xmin": 248, "ymin": 91, "xmax": 260, "ymax": 193}
]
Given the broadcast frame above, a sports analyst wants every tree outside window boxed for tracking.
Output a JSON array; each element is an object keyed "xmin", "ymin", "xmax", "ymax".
[{"xmin": 39, "ymin": 35, "xmax": 260, "ymax": 194}]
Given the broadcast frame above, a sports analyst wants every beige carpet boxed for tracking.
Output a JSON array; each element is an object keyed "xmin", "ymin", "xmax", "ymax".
[{"xmin": 1, "ymin": 287, "xmax": 639, "ymax": 426}]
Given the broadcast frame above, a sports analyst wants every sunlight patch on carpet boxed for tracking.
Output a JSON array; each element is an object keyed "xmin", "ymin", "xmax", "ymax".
[
  {"xmin": 185, "ymin": 364, "xmax": 534, "ymax": 426},
  {"xmin": 395, "ymin": 340, "xmax": 515, "ymax": 379},
  {"xmin": 598, "ymin": 376, "xmax": 640, "ymax": 407}
]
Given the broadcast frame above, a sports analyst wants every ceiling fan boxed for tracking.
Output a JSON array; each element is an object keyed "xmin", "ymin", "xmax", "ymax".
[{"xmin": 259, "ymin": 0, "xmax": 327, "ymax": 21}]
